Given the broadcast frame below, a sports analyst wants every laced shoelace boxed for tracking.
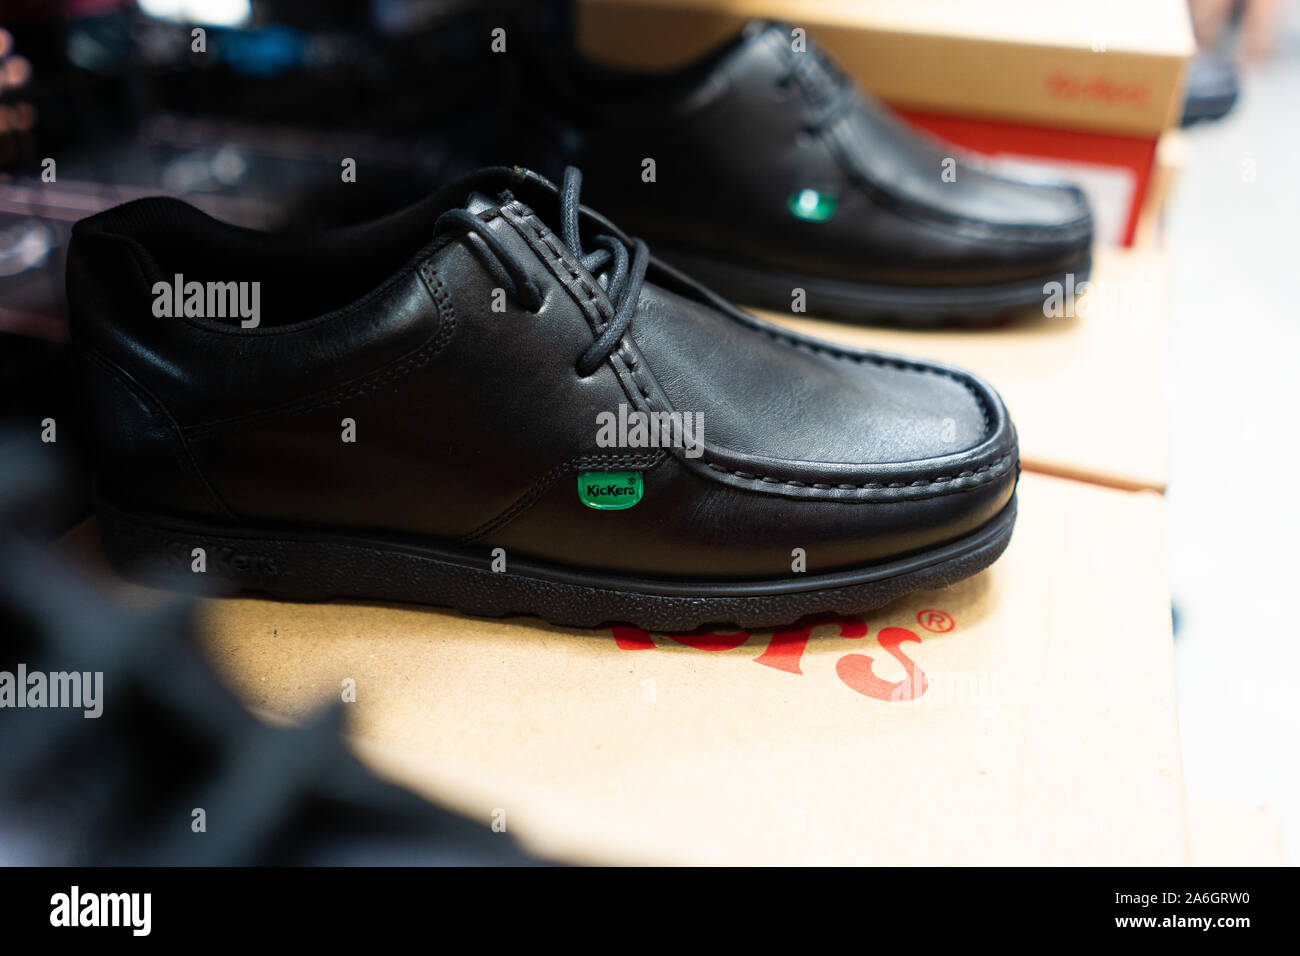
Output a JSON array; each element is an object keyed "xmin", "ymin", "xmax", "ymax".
[
  {"xmin": 781, "ymin": 40, "xmax": 859, "ymax": 132},
  {"xmin": 434, "ymin": 166, "xmax": 649, "ymax": 377}
]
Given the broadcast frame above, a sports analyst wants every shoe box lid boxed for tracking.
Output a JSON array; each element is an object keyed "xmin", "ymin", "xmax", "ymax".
[{"xmin": 72, "ymin": 470, "xmax": 1185, "ymax": 864}]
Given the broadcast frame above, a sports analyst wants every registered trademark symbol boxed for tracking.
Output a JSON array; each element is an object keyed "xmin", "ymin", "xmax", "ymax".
[{"xmin": 917, "ymin": 609, "xmax": 954, "ymax": 633}]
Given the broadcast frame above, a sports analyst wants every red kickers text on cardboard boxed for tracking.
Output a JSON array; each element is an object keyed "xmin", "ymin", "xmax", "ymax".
[{"xmin": 611, "ymin": 610, "xmax": 955, "ymax": 703}]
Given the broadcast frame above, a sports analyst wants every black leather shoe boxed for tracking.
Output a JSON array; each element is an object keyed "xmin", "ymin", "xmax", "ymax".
[
  {"xmin": 1180, "ymin": 50, "xmax": 1239, "ymax": 127},
  {"xmin": 67, "ymin": 165, "xmax": 1018, "ymax": 631},
  {"xmin": 521, "ymin": 21, "xmax": 1093, "ymax": 324}
]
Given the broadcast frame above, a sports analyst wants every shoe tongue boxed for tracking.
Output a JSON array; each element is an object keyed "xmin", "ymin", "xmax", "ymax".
[
  {"xmin": 746, "ymin": 19, "xmax": 789, "ymax": 43},
  {"xmin": 464, "ymin": 191, "xmax": 498, "ymax": 216},
  {"xmin": 463, "ymin": 188, "xmax": 571, "ymax": 252},
  {"xmin": 750, "ymin": 19, "xmax": 839, "ymax": 88},
  {"xmin": 461, "ymin": 177, "xmax": 611, "ymax": 289}
]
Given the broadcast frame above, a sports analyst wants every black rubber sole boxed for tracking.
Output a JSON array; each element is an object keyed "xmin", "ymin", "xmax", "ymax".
[
  {"xmin": 659, "ymin": 244, "xmax": 1092, "ymax": 326},
  {"xmin": 1180, "ymin": 90, "xmax": 1239, "ymax": 127},
  {"xmin": 94, "ymin": 492, "xmax": 1017, "ymax": 632}
]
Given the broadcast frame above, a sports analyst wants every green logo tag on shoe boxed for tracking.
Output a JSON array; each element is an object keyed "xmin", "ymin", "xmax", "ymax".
[
  {"xmin": 787, "ymin": 188, "xmax": 837, "ymax": 222},
  {"xmin": 578, "ymin": 471, "xmax": 643, "ymax": 510}
]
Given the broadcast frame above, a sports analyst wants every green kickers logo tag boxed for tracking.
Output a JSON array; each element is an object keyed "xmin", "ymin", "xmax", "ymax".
[
  {"xmin": 578, "ymin": 471, "xmax": 643, "ymax": 510},
  {"xmin": 787, "ymin": 188, "xmax": 837, "ymax": 222}
]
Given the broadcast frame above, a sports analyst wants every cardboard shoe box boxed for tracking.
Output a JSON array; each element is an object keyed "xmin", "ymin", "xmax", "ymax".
[
  {"xmin": 576, "ymin": 0, "xmax": 1195, "ymax": 246},
  {"xmin": 67, "ymin": 470, "xmax": 1186, "ymax": 865}
]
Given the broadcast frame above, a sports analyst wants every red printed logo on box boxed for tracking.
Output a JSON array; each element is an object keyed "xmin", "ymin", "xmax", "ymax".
[{"xmin": 613, "ymin": 612, "xmax": 950, "ymax": 703}]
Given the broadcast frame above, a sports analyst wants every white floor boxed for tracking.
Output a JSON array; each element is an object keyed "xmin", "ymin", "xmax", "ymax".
[{"xmin": 1166, "ymin": 6, "xmax": 1300, "ymax": 864}]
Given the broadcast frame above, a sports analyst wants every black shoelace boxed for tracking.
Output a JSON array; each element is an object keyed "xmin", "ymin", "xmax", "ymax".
[
  {"xmin": 434, "ymin": 166, "xmax": 649, "ymax": 377},
  {"xmin": 782, "ymin": 40, "xmax": 859, "ymax": 132}
]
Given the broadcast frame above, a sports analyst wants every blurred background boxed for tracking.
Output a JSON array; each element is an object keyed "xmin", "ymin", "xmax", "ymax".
[
  {"xmin": 1166, "ymin": 0, "xmax": 1300, "ymax": 865},
  {"xmin": 0, "ymin": 0, "xmax": 1296, "ymax": 864}
]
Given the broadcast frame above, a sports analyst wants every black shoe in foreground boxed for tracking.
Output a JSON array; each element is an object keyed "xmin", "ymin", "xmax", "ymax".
[
  {"xmin": 68, "ymin": 165, "xmax": 1018, "ymax": 631},
  {"xmin": 524, "ymin": 20, "xmax": 1094, "ymax": 325}
]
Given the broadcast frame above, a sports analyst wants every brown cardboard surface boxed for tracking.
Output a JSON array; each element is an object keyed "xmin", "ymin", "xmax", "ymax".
[
  {"xmin": 1187, "ymin": 797, "xmax": 1286, "ymax": 867},
  {"xmin": 577, "ymin": 0, "xmax": 1194, "ymax": 136},
  {"xmin": 1134, "ymin": 131, "xmax": 1189, "ymax": 250},
  {"xmin": 66, "ymin": 472, "xmax": 1184, "ymax": 865},
  {"xmin": 756, "ymin": 248, "xmax": 1170, "ymax": 492}
]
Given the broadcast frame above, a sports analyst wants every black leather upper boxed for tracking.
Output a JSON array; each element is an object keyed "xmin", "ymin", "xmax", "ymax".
[
  {"xmin": 526, "ymin": 21, "xmax": 1093, "ymax": 287},
  {"xmin": 67, "ymin": 166, "xmax": 1017, "ymax": 580}
]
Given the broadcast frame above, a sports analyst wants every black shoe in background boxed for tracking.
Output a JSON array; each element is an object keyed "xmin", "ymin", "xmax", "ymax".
[
  {"xmin": 1180, "ymin": 50, "xmax": 1240, "ymax": 126},
  {"xmin": 518, "ymin": 20, "xmax": 1093, "ymax": 325}
]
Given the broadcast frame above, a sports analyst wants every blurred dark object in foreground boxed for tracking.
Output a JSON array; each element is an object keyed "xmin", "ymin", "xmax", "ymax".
[
  {"xmin": 1181, "ymin": 49, "xmax": 1240, "ymax": 126},
  {"xmin": 0, "ymin": 438, "xmax": 542, "ymax": 865}
]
